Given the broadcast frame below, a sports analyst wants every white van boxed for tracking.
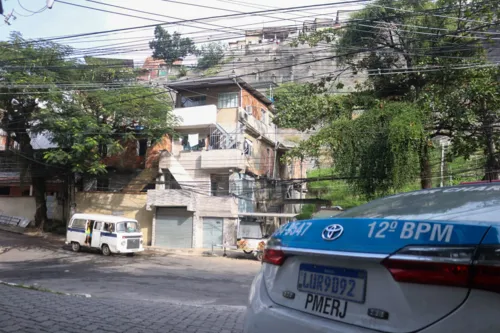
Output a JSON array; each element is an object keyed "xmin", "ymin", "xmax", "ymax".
[{"xmin": 66, "ymin": 213, "xmax": 144, "ymax": 256}]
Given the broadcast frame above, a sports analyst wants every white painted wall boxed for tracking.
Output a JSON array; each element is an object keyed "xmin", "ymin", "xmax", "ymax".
[{"xmin": 173, "ymin": 105, "xmax": 217, "ymax": 127}]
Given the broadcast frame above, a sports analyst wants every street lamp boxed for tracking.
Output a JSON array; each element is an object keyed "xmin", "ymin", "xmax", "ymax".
[{"xmin": 47, "ymin": 0, "xmax": 55, "ymax": 9}]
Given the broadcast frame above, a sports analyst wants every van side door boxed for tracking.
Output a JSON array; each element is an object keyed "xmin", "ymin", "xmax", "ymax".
[{"xmin": 91, "ymin": 221, "xmax": 103, "ymax": 248}]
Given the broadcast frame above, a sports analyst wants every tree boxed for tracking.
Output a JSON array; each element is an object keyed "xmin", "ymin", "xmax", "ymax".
[
  {"xmin": 149, "ymin": 26, "xmax": 197, "ymax": 66},
  {"xmin": 197, "ymin": 42, "xmax": 225, "ymax": 70},
  {"xmin": 41, "ymin": 56, "xmax": 177, "ymax": 178},
  {"xmin": 274, "ymin": 83, "xmax": 424, "ymax": 197},
  {"xmin": 292, "ymin": 0, "xmax": 497, "ymax": 188},
  {"xmin": 1, "ymin": 33, "xmax": 177, "ymax": 230},
  {"xmin": 0, "ymin": 32, "xmax": 76, "ymax": 229},
  {"xmin": 429, "ymin": 66, "xmax": 500, "ymax": 180}
]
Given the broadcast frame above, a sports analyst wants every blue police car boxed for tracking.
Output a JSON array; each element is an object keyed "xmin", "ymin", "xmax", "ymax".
[{"xmin": 244, "ymin": 183, "xmax": 500, "ymax": 333}]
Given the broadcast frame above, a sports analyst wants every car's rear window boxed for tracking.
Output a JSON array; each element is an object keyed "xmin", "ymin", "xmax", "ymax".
[{"xmin": 337, "ymin": 185, "xmax": 500, "ymax": 222}]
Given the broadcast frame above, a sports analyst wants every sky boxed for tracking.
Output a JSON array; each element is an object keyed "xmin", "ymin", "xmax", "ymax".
[{"xmin": 0, "ymin": 0, "xmax": 365, "ymax": 65}]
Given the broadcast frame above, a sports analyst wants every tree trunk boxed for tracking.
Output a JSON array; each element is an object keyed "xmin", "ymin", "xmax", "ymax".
[
  {"xmin": 18, "ymin": 132, "xmax": 49, "ymax": 230},
  {"xmin": 484, "ymin": 120, "xmax": 499, "ymax": 180},
  {"xmin": 32, "ymin": 173, "xmax": 48, "ymax": 230},
  {"xmin": 419, "ymin": 139, "xmax": 433, "ymax": 189}
]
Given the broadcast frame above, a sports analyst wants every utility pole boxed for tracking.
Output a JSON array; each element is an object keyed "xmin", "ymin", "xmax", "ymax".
[{"xmin": 440, "ymin": 141, "xmax": 446, "ymax": 187}]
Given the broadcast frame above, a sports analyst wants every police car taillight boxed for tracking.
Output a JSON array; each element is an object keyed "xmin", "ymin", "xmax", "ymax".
[
  {"xmin": 263, "ymin": 248, "xmax": 286, "ymax": 266},
  {"xmin": 383, "ymin": 245, "xmax": 500, "ymax": 293},
  {"xmin": 382, "ymin": 246, "xmax": 475, "ymax": 288},
  {"xmin": 471, "ymin": 245, "xmax": 500, "ymax": 293}
]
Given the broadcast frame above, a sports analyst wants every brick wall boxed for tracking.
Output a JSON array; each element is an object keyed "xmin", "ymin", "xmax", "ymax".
[
  {"xmin": 241, "ymin": 89, "xmax": 269, "ymax": 121},
  {"xmin": 103, "ymin": 140, "xmax": 145, "ymax": 170},
  {"xmin": 146, "ymin": 135, "xmax": 172, "ymax": 169},
  {"xmin": 103, "ymin": 134, "xmax": 172, "ymax": 171}
]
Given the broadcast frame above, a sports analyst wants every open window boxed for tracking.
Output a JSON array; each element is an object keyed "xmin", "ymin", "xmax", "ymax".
[
  {"xmin": 181, "ymin": 95, "xmax": 206, "ymax": 107},
  {"xmin": 244, "ymin": 139, "xmax": 253, "ymax": 156}
]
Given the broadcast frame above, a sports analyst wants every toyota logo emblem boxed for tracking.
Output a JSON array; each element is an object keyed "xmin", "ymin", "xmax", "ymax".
[{"xmin": 322, "ymin": 224, "xmax": 344, "ymax": 241}]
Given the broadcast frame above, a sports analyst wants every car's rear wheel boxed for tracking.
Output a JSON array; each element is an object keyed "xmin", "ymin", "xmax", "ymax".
[
  {"xmin": 102, "ymin": 244, "xmax": 111, "ymax": 256},
  {"xmin": 71, "ymin": 242, "xmax": 81, "ymax": 252},
  {"xmin": 256, "ymin": 252, "xmax": 263, "ymax": 261}
]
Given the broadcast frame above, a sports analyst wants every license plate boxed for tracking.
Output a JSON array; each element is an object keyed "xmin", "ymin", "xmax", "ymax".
[
  {"xmin": 297, "ymin": 263, "xmax": 367, "ymax": 304},
  {"xmin": 304, "ymin": 293, "xmax": 348, "ymax": 319}
]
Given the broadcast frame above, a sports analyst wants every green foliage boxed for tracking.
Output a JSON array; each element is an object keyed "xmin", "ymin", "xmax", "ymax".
[
  {"xmin": 197, "ymin": 42, "xmax": 225, "ymax": 70},
  {"xmin": 306, "ymin": 168, "xmax": 368, "ymax": 209},
  {"xmin": 296, "ymin": 204, "xmax": 315, "ymax": 220},
  {"xmin": 149, "ymin": 26, "xmax": 197, "ymax": 65},
  {"xmin": 203, "ymin": 65, "xmax": 222, "ymax": 77},
  {"xmin": 277, "ymin": 0, "xmax": 499, "ymax": 198},
  {"xmin": 41, "ymin": 57, "xmax": 176, "ymax": 175},
  {"xmin": 178, "ymin": 66, "xmax": 189, "ymax": 78}
]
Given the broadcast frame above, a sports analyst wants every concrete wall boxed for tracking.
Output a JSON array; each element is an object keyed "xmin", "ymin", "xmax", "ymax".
[
  {"xmin": 0, "ymin": 196, "xmax": 63, "ymax": 223},
  {"xmin": 174, "ymin": 105, "xmax": 217, "ymax": 127},
  {"xmin": 0, "ymin": 197, "xmax": 36, "ymax": 221},
  {"xmin": 217, "ymin": 108, "xmax": 239, "ymax": 133},
  {"xmin": 147, "ymin": 189, "xmax": 238, "ymax": 248},
  {"xmin": 75, "ymin": 192, "xmax": 153, "ymax": 245},
  {"xmin": 243, "ymin": 134, "xmax": 275, "ymax": 176}
]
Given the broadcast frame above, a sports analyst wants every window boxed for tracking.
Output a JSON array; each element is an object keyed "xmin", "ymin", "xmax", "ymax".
[
  {"xmin": 71, "ymin": 219, "xmax": 87, "ymax": 230},
  {"xmin": 181, "ymin": 95, "xmax": 206, "ymax": 107},
  {"xmin": 244, "ymin": 139, "xmax": 253, "ymax": 156},
  {"xmin": 94, "ymin": 222, "xmax": 103, "ymax": 231},
  {"xmin": 261, "ymin": 108, "xmax": 267, "ymax": 124},
  {"xmin": 117, "ymin": 221, "xmax": 139, "ymax": 233},
  {"xmin": 218, "ymin": 92, "xmax": 239, "ymax": 108}
]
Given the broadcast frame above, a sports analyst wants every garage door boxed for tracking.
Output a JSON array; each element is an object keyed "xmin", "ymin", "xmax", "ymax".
[
  {"xmin": 155, "ymin": 208, "xmax": 193, "ymax": 248},
  {"xmin": 203, "ymin": 218, "xmax": 223, "ymax": 248}
]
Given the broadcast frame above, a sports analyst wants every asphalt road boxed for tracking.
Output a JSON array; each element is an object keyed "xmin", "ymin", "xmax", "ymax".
[
  {"xmin": 0, "ymin": 284, "xmax": 245, "ymax": 333},
  {"xmin": 0, "ymin": 231, "xmax": 260, "ymax": 307}
]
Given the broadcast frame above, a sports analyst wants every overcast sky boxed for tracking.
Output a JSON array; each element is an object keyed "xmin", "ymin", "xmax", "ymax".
[{"xmin": 0, "ymin": 0, "xmax": 365, "ymax": 64}]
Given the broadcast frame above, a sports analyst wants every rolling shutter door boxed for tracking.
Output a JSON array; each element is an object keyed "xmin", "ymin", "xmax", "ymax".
[{"xmin": 155, "ymin": 207, "xmax": 193, "ymax": 248}]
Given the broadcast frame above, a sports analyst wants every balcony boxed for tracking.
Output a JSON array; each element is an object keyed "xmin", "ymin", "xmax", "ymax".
[
  {"xmin": 173, "ymin": 105, "xmax": 217, "ymax": 129},
  {"xmin": 238, "ymin": 108, "xmax": 275, "ymax": 142},
  {"xmin": 200, "ymin": 149, "xmax": 246, "ymax": 170}
]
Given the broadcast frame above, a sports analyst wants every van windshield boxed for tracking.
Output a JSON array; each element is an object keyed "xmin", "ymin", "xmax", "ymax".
[{"xmin": 116, "ymin": 221, "xmax": 139, "ymax": 233}]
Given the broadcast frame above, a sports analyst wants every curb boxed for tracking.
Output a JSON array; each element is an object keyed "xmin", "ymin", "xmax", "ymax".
[{"xmin": 0, "ymin": 280, "xmax": 91, "ymax": 298}]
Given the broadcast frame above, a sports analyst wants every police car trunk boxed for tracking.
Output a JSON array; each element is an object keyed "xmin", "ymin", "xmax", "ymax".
[{"xmin": 261, "ymin": 184, "xmax": 500, "ymax": 333}]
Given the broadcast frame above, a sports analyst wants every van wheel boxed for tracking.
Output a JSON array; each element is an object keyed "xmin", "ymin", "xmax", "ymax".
[
  {"xmin": 102, "ymin": 244, "xmax": 111, "ymax": 256},
  {"xmin": 256, "ymin": 252, "xmax": 263, "ymax": 262},
  {"xmin": 71, "ymin": 242, "xmax": 81, "ymax": 252}
]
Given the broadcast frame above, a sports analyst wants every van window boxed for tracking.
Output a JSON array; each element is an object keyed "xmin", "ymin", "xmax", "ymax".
[
  {"xmin": 103, "ymin": 223, "xmax": 114, "ymax": 232},
  {"xmin": 94, "ymin": 222, "xmax": 103, "ymax": 231},
  {"xmin": 71, "ymin": 219, "xmax": 86, "ymax": 230},
  {"xmin": 116, "ymin": 221, "xmax": 139, "ymax": 233}
]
